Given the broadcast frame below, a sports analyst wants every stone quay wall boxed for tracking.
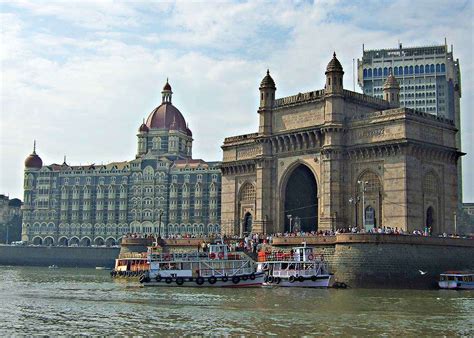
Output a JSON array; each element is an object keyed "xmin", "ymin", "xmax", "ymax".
[
  {"xmin": 0, "ymin": 245, "xmax": 119, "ymax": 268},
  {"xmin": 271, "ymin": 234, "xmax": 474, "ymax": 288}
]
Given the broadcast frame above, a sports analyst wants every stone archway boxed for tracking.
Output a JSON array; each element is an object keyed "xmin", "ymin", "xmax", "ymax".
[
  {"xmin": 43, "ymin": 237, "xmax": 54, "ymax": 246},
  {"xmin": 69, "ymin": 237, "xmax": 80, "ymax": 246},
  {"xmin": 282, "ymin": 164, "xmax": 318, "ymax": 232},
  {"xmin": 105, "ymin": 237, "xmax": 116, "ymax": 247},
  {"xmin": 81, "ymin": 237, "xmax": 91, "ymax": 247},
  {"xmin": 32, "ymin": 236, "xmax": 43, "ymax": 245},
  {"xmin": 243, "ymin": 212, "xmax": 253, "ymax": 235},
  {"xmin": 94, "ymin": 237, "xmax": 105, "ymax": 246},
  {"xmin": 426, "ymin": 206, "xmax": 435, "ymax": 230},
  {"xmin": 58, "ymin": 237, "xmax": 68, "ymax": 246}
]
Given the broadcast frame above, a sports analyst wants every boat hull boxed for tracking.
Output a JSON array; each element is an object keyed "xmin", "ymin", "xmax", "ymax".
[
  {"xmin": 438, "ymin": 281, "xmax": 474, "ymax": 290},
  {"xmin": 142, "ymin": 273, "xmax": 265, "ymax": 288},
  {"xmin": 263, "ymin": 275, "xmax": 332, "ymax": 288}
]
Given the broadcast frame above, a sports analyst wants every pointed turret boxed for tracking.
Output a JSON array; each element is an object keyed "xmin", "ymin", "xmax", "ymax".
[
  {"xmin": 383, "ymin": 73, "xmax": 400, "ymax": 107},
  {"xmin": 162, "ymin": 78, "xmax": 172, "ymax": 104},
  {"xmin": 325, "ymin": 52, "xmax": 344, "ymax": 95}
]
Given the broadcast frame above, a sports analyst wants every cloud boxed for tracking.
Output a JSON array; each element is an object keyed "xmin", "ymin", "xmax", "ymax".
[{"xmin": 1, "ymin": 0, "xmax": 473, "ymax": 202}]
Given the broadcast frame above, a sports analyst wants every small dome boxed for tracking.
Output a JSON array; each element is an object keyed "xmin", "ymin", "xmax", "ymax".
[
  {"xmin": 138, "ymin": 122, "xmax": 149, "ymax": 132},
  {"xmin": 383, "ymin": 74, "xmax": 400, "ymax": 89},
  {"xmin": 163, "ymin": 79, "xmax": 172, "ymax": 91},
  {"xmin": 260, "ymin": 69, "xmax": 276, "ymax": 89},
  {"xmin": 25, "ymin": 151, "xmax": 42, "ymax": 169},
  {"xmin": 186, "ymin": 127, "xmax": 193, "ymax": 137},
  {"xmin": 326, "ymin": 52, "xmax": 343, "ymax": 73}
]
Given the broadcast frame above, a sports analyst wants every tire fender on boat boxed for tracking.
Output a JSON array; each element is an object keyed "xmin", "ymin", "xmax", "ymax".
[
  {"xmin": 242, "ymin": 275, "xmax": 248, "ymax": 281},
  {"xmin": 249, "ymin": 273, "xmax": 256, "ymax": 280},
  {"xmin": 155, "ymin": 274, "xmax": 162, "ymax": 282},
  {"xmin": 232, "ymin": 276, "xmax": 240, "ymax": 284},
  {"xmin": 176, "ymin": 277, "xmax": 184, "ymax": 286},
  {"xmin": 222, "ymin": 276, "xmax": 228, "ymax": 282},
  {"xmin": 298, "ymin": 276, "xmax": 305, "ymax": 282},
  {"xmin": 208, "ymin": 276, "xmax": 217, "ymax": 284},
  {"xmin": 165, "ymin": 277, "xmax": 173, "ymax": 284},
  {"xmin": 311, "ymin": 275, "xmax": 317, "ymax": 282},
  {"xmin": 196, "ymin": 277, "xmax": 205, "ymax": 285},
  {"xmin": 289, "ymin": 275, "xmax": 296, "ymax": 283}
]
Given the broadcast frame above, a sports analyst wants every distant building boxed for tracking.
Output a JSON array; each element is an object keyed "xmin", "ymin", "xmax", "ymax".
[
  {"xmin": 0, "ymin": 195, "xmax": 22, "ymax": 243},
  {"xmin": 357, "ymin": 41, "xmax": 463, "ymax": 205},
  {"xmin": 463, "ymin": 203, "xmax": 474, "ymax": 217},
  {"xmin": 22, "ymin": 81, "xmax": 221, "ymax": 246},
  {"xmin": 221, "ymin": 53, "xmax": 462, "ymax": 236}
]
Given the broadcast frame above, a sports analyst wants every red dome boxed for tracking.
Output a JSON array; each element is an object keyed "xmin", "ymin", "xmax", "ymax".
[
  {"xmin": 145, "ymin": 103, "xmax": 189, "ymax": 134},
  {"xmin": 25, "ymin": 152, "xmax": 42, "ymax": 169}
]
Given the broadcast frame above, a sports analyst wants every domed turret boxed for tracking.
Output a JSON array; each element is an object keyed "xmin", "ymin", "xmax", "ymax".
[
  {"xmin": 325, "ymin": 52, "xmax": 344, "ymax": 95},
  {"xmin": 25, "ymin": 141, "xmax": 42, "ymax": 169},
  {"xmin": 383, "ymin": 73, "xmax": 400, "ymax": 107},
  {"xmin": 260, "ymin": 69, "xmax": 276, "ymax": 89}
]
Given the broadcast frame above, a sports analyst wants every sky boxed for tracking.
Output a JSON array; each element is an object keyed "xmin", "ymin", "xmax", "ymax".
[{"xmin": 1, "ymin": 0, "xmax": 473, "ymax": 201}]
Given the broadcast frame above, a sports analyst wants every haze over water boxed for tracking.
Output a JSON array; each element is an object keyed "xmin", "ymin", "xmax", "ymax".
[{"xmin": 1, "ymin": 266, "xmax": 472, "ymax": 336}]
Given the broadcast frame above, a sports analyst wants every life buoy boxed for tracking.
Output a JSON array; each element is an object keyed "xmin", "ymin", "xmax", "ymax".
[
  {"xmin": 222, "ymin": 276, "xmax": 228, "ymax": 282},
  {"xmin": 289, "ymin": 275, "xmax": 295, "ymax": 283},
  {"xmin": 209, "ymin": 253, "xmax": 216, "ymax": 259},
  {"xmin": 139, "ymin": 274, "xmax": 146, "ymax": 283},
  {"xmin": 176, "ymin": 277, "xmax": 184, "ymax": 286},
  {"xmin": 232, "ymin": 276, "xmax": 240, "ymax": 284},
  {"xmin": 267, "ymin": 276, "xmax": 274, "ymax": 283},
  {"xmin": 218, "ymin": 252, "xmax": 224, "ymax": 259},
  {"xmin": 242, "ymin": 275, "xmax": 248, "ymax": 281},
  {"xmin": 311, "ymin": 275, "xmax": 317, "ymax": 282},
  {"xmin": 196, "ymin": 277, "xmax": 205, "ymax": 285},
  {"xmin": 308, "ymin": 254, "xmax": 314, "ymax": 261},
  {"xmin": 155, "ymin": 275, "xmax": 162, "ymax": 282},
  {"xmin": 208, "ymin": 276, "xmax": 217, "ymax": 284},
  {"xmin": 165, "ymin": 277, "xmax": 173, "ymax": 284},
  {"xmin": 249, "ymin": 273, "xmax": 256, "ymax": 280}
]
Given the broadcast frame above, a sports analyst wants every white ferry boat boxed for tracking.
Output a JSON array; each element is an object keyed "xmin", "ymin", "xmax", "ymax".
[
  {"xmin": 257, "ymin": 244, "xmax": 332, "ymax": 288},
  {"xmin": 438, "ymin": 271, "xmax": 474, "ymax": 290},
  {"xmin": 139, "ymin": 243, "xmax": 265, "ymax": 287}
]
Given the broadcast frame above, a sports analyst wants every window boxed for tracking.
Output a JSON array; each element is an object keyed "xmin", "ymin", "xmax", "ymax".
[{"xmin": 240, "ymin": 183, "xmax": 256, "ymax": 201}]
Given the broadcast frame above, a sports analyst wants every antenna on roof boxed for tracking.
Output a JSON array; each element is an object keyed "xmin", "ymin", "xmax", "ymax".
[{"xmin": 362, "ymin": 43, "xmax": 364, "ymax": 52}]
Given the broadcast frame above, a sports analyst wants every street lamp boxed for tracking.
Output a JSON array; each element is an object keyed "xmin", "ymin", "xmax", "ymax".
[
  {"xmin": 357, "ymin": 180, "xmax": 368, "ymax": 231},
  {"xmin": 287, "ymin": 214, "xmax": 293, "ymax": 233},
  {"xmin": 348, "ymin": 196, "xmax": 359, "ymax": 228}
]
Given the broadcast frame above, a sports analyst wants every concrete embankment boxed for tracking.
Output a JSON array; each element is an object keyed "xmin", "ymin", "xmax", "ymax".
[
  {"xmin": 271, "ymin": 234, "xmax": 474, "ymax": 288},
  {"xmin": 0, "ymin": 245, "xmax": 119, "ymax": 268}
]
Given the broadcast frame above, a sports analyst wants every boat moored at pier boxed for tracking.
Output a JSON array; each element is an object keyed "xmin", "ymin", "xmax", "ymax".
[
  {"xmin": 110, "ymin": 252, "xmax": 149, "ymax": 279},
  {"xmin": 139, "ymin": 243, "xmax": 265, "ymax": 287},
  {"xmin": 438, "ymin": 271, "xmax": 474, "ymax": 290},
  {"xmin": 257, "ymin": 244, "xmax": 332, "ymax": 288}
]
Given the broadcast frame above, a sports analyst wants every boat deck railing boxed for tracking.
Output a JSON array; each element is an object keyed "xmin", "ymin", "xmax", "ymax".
[
  {"xmin": 149, "ymin": 252, "xmax": 248, "ymax": 262},
  {"xmin": 199, "ymin": 267, "xmax": 255, "ymax": 277},
  {"xmin": 258, "ymin": 252, "xmax": 323, "ymax": 263}
]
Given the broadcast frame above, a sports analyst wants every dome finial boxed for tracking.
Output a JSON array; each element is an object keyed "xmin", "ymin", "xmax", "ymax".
[
  {"xmin": 33, "ymin": 140, "xmax": 36, "ymax": 154},
  {"xmin": 333, "ymin": 51, "xmax": 336, "ymax": 58},
  {"xmin": 63, "ymin": 155, "xmax": 67, "ymax": 165},
  {"xmin": 267, "ymin": 69, "xmax": 270, "ymax": 76}
]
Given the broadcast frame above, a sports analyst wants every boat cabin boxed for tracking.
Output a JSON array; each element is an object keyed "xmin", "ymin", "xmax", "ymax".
[{"xmin": 208, "ymin": 243, "xmax": 228, "ymax": 260}]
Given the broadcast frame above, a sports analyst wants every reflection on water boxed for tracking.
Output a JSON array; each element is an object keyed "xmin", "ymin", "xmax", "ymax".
[{"xmin": 0, "ymin": 266, "xmax": 472, "ymax": 335}]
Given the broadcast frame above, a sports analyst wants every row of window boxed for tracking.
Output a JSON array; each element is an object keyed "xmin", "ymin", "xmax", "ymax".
[{"xmin": 363, "ymin": 63, "xmax": 446, "ymax": 78}]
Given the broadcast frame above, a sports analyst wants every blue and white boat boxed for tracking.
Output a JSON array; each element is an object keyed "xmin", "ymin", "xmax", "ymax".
[{"xmin": 438, "ymin": 271, "xmax": 474, "ymax": 290}]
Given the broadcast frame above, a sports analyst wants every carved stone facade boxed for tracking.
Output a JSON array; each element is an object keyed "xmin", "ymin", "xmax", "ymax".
[{"xmin": 221, "ymin": 54, "xmax": 462, "ymax": 236}]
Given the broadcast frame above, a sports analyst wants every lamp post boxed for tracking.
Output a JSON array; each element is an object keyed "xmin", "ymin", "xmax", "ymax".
[
  {"xmin": 287, "ymin": 214, "xmax": 293, "ymax": 233},
  {"xmin": 357, "ymin": 180, "xmax": 368, "ymax": 231},
  {"xmin": 348, "ymin": 196, "xmax": 359, "ymax": 229}
]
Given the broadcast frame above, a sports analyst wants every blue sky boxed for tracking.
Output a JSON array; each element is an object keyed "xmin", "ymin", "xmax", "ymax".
[{"xmin": 1, "ymin": 0, "xmax": 473, "ymax": 201}]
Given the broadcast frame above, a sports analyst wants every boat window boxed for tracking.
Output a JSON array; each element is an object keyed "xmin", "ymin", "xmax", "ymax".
[
  {"xmin": 447, "ymin": 276, "xmax": 455, "ymax": 281},
  {"xmin": 440, "ymin": 275, "xmax": 446, "ymax": 281}
]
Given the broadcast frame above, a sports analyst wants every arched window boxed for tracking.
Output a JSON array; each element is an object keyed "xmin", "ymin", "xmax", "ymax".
[
  {"xmin": 425, "ymin": 65, "xmax": 429, "ymax": 73},
  {"xmin": 398, "ymin": 66, "xmax": 403, "ymax": 75},
  {"xmin": 415, "ymin": 65, "xmax": 419, "ymax": 74},
  {"xmin": 368, "ymin": 69, "xmax": 372, "ymax": 77},
  {"xmin": 423, "ymin": 172, "xmax": 438, "ymax": 194},
  {"xmin": 363, "ymin": 69, "xmax": 367, "ymax": 78},
  {"xmin": 382, "ymin": 67, "xmax": 387, "ymax": 76},
  {"xmin": 240, "ymin": 183, "xmax": 256, "ymax": 201},
  {"xmin": 436, "ymin": 64, "xmax": 440, "ymax": 72},
  {"xmin": 430, "ymin": 64, "xmax": 435, "ymax": 73},
  {"xmin": 358, "ymin": 171, "xmax": 381, "ymax": 193},
  {"xmin": 377, "ymin": 67, "xmax": 382, "ymax": 77},
  {"xmin": 409, "ymin": 66, "xmax": 413, "ymax": 74},
  {"xmin": 404, "ymin": 66, "xmax": 409, "ymax": 75},
  {"xmin": 441, "ymin": 63, "xmax": 445, "ymax": 72},
  {"xmin": 420, "ymin": 65, "xmax": 424, "ymax": 74},
  {"xmin": 394, "ymin": 67, "xmax": 399, "ymax": 75}
]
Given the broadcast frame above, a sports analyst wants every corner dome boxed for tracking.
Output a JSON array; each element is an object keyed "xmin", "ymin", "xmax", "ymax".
[
  {"xmin": 260, "ymin": 69, "xmax": 276, "ymax": 89},
  {"xmin": 138, "ymin": 121, "xmax": 149, "ymax": 132},
  {"xmin": 326, "ymin": 52, "xmax": 343, "ymax": 73},
  {"xmin": 25, "ymin": 149, "xmax": 42, "ymax": 169}
]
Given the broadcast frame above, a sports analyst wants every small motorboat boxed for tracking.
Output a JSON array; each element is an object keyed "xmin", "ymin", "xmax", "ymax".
[
  {"xmin": 438, "ymin": 271, "xmax": 474, "ymax": 290},
  {"xmin": 48, "ymin": 265, "xmax": 59, "ymax": 269}
]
